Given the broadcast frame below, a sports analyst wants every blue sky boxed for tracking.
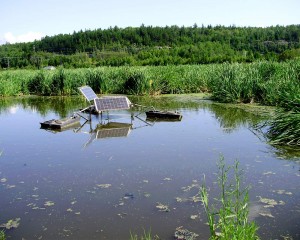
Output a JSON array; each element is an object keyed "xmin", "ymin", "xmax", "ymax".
[{"xmin": 1, "ymin": 0, "xmax": 299, "ymax": 44}]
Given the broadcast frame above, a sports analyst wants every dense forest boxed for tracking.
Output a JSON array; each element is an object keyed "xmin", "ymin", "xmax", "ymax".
[{"xmin": 0, "ymin": 24, "xmax": 300, "ymax": 69}]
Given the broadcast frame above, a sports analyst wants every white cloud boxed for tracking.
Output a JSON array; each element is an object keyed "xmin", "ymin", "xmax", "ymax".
[{"xmin": 3, "ymin": 32, "xmax": 45, "ymax": 44}]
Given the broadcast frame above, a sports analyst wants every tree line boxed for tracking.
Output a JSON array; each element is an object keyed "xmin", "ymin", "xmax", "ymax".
[{"xmin": 0, "ymin": 24, "xmax": 300, "ymax": 69}]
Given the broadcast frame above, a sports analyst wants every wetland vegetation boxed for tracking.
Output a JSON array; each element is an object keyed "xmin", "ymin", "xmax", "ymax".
[
  {"xmin": 0, "ymin": 24, "xmax": 299, "ymax": 239},
  {"xmin": 1, "ymin": 59, "xmax": 299, "ymax": 146},
  {"xmin": 0, "ymin": 230, "xmax": 5, "ymax": 240},
  {"xmin": 0, "ymin": 60, "xmax": 299, "ymax": 106},
  {"xmin": 200, "ymin": 157, "xmax": 259, "ymax": 240}
]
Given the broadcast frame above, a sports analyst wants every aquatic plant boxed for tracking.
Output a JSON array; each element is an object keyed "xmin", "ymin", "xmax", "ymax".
[
  {"xmin": 0, "ymin": 230, "xmax": 5, "ymax": 240},
  {"xmin": 0, "ymin": 60, "xmax": 299, "ymax": 110},
  {"xmin": 129, "ymin": 229, "xmax": 157, "ymax": 240},
  {"xmin": 200, "ymin": 157, "xmax": 259, "ymax": 240},
  {"xmin": 51, "ymin": 68, "xmax": 65, "ymax": 95},
  {"xmin": 264, "ymin": 79, "xmax": 300, "ymax": 146},
  {"xmin": 124, "ymin": 69, "xmax": 150, "ymax": 95},
  {"xmin": 267, "ymin": 110, "xmax": 300, "ymax": 146}
]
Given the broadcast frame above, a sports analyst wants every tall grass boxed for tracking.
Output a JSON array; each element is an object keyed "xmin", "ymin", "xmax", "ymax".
[
  {"xmin": 208, "ymin": 60, "xmax": 300, "ymax": 106},
  {"xmin": 0, "ymin": 65, "xmax": 206, "ymax": 96},
  {"xmin": 200, "ymin": 157, "xmax": 259, "ymax": 240},
  {"xmin": 0, "ymin": 60, "xmax": 299, "ymax": 107},
  {"xmin": 129, "ymin": 229, "xmax": 156, "ymax": 240},
  {"xmin": 1, "ymin": 60, "xmax": 299, "ymax": 145},
  {"xmin": 267, "ymin": 107, "xmax": 300, "ymax": 146},
  {"xmin": 0, "ymin": 230, "xmax": 5, "ymax": 240}
]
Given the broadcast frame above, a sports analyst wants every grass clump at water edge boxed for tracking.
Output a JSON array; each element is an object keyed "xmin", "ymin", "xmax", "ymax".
[
  {"xmin": 0, "ymin": 230, "xmax": 5, "ymax": 240},
  {"xmin": 267, "ymin": 110, "xmax": 300, "ymax": 146},
  {"xmin": 199, "ymin": 157, "xmax": 259, "ymax": 240},
  {"xmin": 129, "ymin": 229, "xmax": 159, "ymax": 240}
]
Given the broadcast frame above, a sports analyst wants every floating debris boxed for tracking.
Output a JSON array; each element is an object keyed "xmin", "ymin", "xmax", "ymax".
[
  {"xmin": 75, "ymin": 212, "xmax": 81, "ymax": 215},
  {"xmin": 96, "ymin": 184, "xmax": 112, "ymax": 189},
  {"xmin": 258, "ymin": 196, "xmax": 285, "ymax": 207},
  {"xmin": 124, "ymin": 193, "xmax": 134, "ymax": 199},
  {"xmin": 44, "ymin": 201, "xmax": 55, "ymax": 207},
  {"xmin": 86, "ymin": 190, "xmax": 96, "ymax": 194},
  {"xmin": 163, "ymin": 177, "xmax": 172, "ymax": 181},
  {"xmin": 190, "ymin": 215, "xmax": 199, "ymax": 220},
  {"xmin": 174, "ymin": 226, "xmax": 199, "ymax": 240},
  {"xmin": 281, "ymin": 234, "xmax": 294, "ymax": 240},
  {"xmin": 263, "ymin": 171, "xmax": 276, "ymax": 175},
  {"xmin": 181, "ymin": 183, "xmax": 200, "ymax": 192},
  {"xmin": 156, "ymin": 202, "xmax": 170, "ymax": 212},
  {"xmin": 117, "ymin": 212, "xmax": 127, "ymax": 218},
  {"xmin": 0, "ymin": 178, "xmax": 7, "ymax": 183},
  {"xmin": 272, "ymin": 190, "xmax": 292, "ymax": 195},
  {"xmin": 67, "ymin": 208, "xmax": 73, "ymax": 212},
  {"xmin": 175, "ymin": 197, "xmax": 184, "ymax": 202},
  {"xmin": 71, "ymin": 201, "xmax": 77, "ymax": 205},
  {"xmin": 0, "ymin": 218, "xmax": 21, "ymax": 229},
  {"xmin": 189, "ymin": 195, "xmax": 201, "ymax": 203},
  {"xmin": 259, "ymin": 212, "xmax": 275, "ymax": 218},
  {"xmin": 176, "ymin": 196, "xmax": 200, "ymax": 203},
  {"xmin": 144, "ymin": 192, "xmax": 151, "ymax": 198},
  {"xmin": 6, "ymin": 184, "xmax": 16, "ymax": 189},
  {"xmin": 142, "ymin": 180, "xmax": 149, "ymax": 183}
]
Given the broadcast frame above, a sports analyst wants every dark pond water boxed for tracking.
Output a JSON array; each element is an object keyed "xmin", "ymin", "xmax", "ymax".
[{"xmin": 0, "ymin": 95, "xmax": 299, "ymax": 240}]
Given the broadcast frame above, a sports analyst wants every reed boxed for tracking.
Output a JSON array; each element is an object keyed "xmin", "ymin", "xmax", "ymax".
[
  {"xmin": 0, "ymin": 60, "xmax": 298, "ymax": 109},
  {"xmin": 267, "ymin": 110, "xmax": 300, "ymax": 146}
]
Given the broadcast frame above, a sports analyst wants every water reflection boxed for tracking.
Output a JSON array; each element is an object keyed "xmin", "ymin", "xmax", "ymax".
[
  {"xmin": 1, "ymin": 95, "xmax": 299, "ymax": 158},
  {"xmin": 0, "ymin": 96, "xmax": 87, "ymax": 117},
  {"xmin": 210, "ymin": 103, "xmax": 263, "ymax": 133},
  {"xmin": 0, "ymin": 95, "xmax": 299, "ymax": 240},
  {"xmin": 82, "ymin": 121, "xmax": 133, "ymax": 148}
]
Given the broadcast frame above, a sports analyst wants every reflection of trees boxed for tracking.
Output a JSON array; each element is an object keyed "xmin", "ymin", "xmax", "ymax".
[
  {"xmin": 270, "ymin": 145, "xmax": 300, "ymax": 159},
  {"xmin": 129, "ymin": 95, "xmax": 211, "ymax": 111},
  {"xmin": 1, "ymin": 95, "xmax": 300, "ymax": 159},
  {"xmin": 209, "ymin": 103, "xmax": 266, "ymax": 133},
  {"xmin": 0, "ymin": 97, "xmax": 87, "ymax": 118},
  {"xmin": 210, "ymin": 103, "xmax": 300, "ymax": 157}
]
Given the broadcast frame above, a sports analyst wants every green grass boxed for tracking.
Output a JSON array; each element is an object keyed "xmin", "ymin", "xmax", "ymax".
[
  {"xmin": 129, "ymin": 229, "xmax": 157, "ymax": 240},
  {"xmin": 0, "ymin": 230, "xmax": 5, "ymax": 240},
  {"xmin": 267, "ymin": 110, "xmax": 300, "ymax": 146},
  {"xmin": 264, "ymin": 87, "xmax": 300, "ymax": 146},
  {"xmin": 200, "ymin": 157, "xmax": 259, "ymax": 240},
  {"xmin": 1, "ymin": 60, "xmax": 299, "ymax": 106},
  {"xmin": 1, "ymin": 60, "xmax": 299, "ymax": 146}
]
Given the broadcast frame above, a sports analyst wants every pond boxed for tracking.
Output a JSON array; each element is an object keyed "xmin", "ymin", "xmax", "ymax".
[{"xmin": 0, "ymin": 95, "xmax": 299, "ymax": 240}]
